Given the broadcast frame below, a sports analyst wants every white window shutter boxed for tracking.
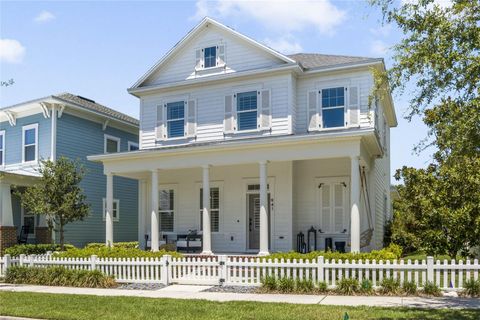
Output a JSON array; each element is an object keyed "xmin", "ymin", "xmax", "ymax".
[
  {"xmin": 307, "ymin": 90, "xmax": 319, "ymax": 132},
  {"xmin": 185, "ymin": 100, "xmax": 197, "ymax": 138},
  {"xmin": 156, "ymin": 104, "xmax": 165, "ymax": 141},
  {"xmin": 321, "ymin": 184, "xmax": 331, "ymax": 233},
  {"xmin": 348, "ymin": 86, "xmax": 360, "ymax": 127},
  {"xmin": 334, "ymin": 184, "xmax": 345, "ymax": 232},
  {"xmin": 224, "ymin": 95, "xmax": 235, "ymax": 134},
  {"xmin": 217, "ymin": 44, "xmax": 225, "ymax": 66},
  {"xmin": 195, "ymin": 48, "xmax": 203, "ymax": 70},
  {"xmin": 258, "ymin": 89, "xmax": 271, "ymax": 130}
]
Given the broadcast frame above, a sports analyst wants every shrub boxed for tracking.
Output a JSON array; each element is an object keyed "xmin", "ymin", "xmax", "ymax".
[
  {"xmin": 462, "ymin": 279, "xmax": 480, "ymax": 297},
  {"xmin": 4, "ymin": 244, "xmax": 75, "ymax": 256},
  {"xmin": 360, "ymin": 279, "xmax": 373, "ymax": 294},
  {"xmin": 422, "ymin": 281, "xmax": 441, "ymax": 296},
  {"xmin": 5, "ymin": 266, "xmax": 116, "ymax": 288},
  {"xmin": 296, "ymin": 278, "xmax": 314, "ymax": 293},
  {"xmin": 380, "ymin": 278, "xmax": 401, "ymax": 295},
  {"xmin": 337, "ymin": 278, "xmax": 359, "ymax": 295},
  {"xmin": 85, "ymin": 242, "xmax": 139, "ymax": 249},
  {"xmin": 277, "ymin": 277, "xmax": 295, "ymax": 293},
  {"xmin": 317, "ymin": 281, "xmax": 328, "ymax": 293},
  {"xmin": 402, "ymin": 280, "xmax": 417, "ymax": 295},
  {"xmin": 261, "ymin": 275, "xmax": 277, "ymax": 291},
  {"xmin": 54, "ymin": 247, "xmax": 182, "ymax": 259}
]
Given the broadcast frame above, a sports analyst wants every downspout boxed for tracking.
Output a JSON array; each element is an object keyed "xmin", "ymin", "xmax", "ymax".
[{"xmin": 50, "ymin": 104, "xmax": 57, "ymax": 242}]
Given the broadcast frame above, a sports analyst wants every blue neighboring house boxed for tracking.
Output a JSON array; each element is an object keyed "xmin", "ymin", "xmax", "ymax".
[{"xmin": 0, "ymin": 93, "xmax": 139, "ymax": 252}]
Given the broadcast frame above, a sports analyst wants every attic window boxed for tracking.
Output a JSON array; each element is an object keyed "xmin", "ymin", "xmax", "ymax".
[
  {"xmin": 195, "ymin": 44, "xmax": 225, "ymax": 70},
  {"xmin": 204, "ymin": 46, "xmax": 216, "ymax": 68}
]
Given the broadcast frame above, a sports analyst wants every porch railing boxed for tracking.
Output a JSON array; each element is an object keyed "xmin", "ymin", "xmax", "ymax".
[{"xmin": 1, "ymin": 254, "xmax": 479, "ymax": 290}]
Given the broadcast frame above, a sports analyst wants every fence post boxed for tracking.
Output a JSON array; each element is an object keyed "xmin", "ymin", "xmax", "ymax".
[
  {"xmin": 161, "ymin": 255, "xmax": 171, "ymax": 285},
  {"xmin": 91, "ymin": 255, "xmax": 97, "ymax": 271},
  {"xmin": 427, "ymin": 256, "xmax": 434, "ymax": 283},
  {"xmin": 318, "ymin": 256, "xmax": 325, "ymax": 283},
  {"xmin": 46, "ymin": 251, "xmax": 52, "ymax": 260},
  {"xmin": 4, "ymin": 254, "xmax": 11, "ymax": 274},
  {"xmin": 218, "ymin": 255, "xmax": 227, "ymax": 286},
  {"xmin": 19, "ymin": 254, "xmax": 25, "ymax": 267},
  {"xmin": 28, "ymin": 255, "xmax": 35, "ymax": 267}
]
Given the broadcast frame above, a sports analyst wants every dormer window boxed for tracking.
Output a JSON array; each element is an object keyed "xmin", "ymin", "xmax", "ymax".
[{"xmin": 204, "ymin": 46, "xmax": 216, "ymax": 68}]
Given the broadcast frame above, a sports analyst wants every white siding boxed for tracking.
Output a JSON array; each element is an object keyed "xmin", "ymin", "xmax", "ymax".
[
  {"xmin": 143, "ymin": 25, "xmax": 286, "ymax": 86},
  {"xmin": 296, "ymin": 70, "xmax": 375, "ymax": 133}
]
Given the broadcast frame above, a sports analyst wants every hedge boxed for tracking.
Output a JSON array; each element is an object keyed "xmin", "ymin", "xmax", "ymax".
[
  {"xmin": 5, "ymin": 266, "xmax": 116, "ymax": 288},
  {"xmin": 266, "ymin": 244, "xmax": 403, "ymax": 261},
  {"xmin": 54, "ymin": 246, "xmax": 182, "ymax": 259},
  {"xmin": 4, "ymin": 244, "xmax": 75, "ymax": 257}
]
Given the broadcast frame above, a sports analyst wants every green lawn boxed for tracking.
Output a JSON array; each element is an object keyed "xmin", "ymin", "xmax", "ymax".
[{"xmin": 1, "ymin": 292, "xmax": 479, "ymax": 320}]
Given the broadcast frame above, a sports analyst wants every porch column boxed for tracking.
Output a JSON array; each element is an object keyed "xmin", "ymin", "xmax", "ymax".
[
  {"xmin": 350, "ymin": 156, "xmax": 361, "ymax": 253},
  {"xmin": 138, "ymin": 180, "xmax": 147, "ymax": 249},
  {"xmin": 151, "ymin": 170, "xmax": 159, "ymax": 252},
  {"xmin": 202, "ymin": 165, "xmax": 212, "ymax": 255},
  {"xmin": 0, "ymin": 182, "xmax": 14, "ymax": 226},
  {"xmin": 258, "ymin": 161, "xmax": 269, "ymax": 256},
  {"xmin": 105, "ymin": 173, "xmax": 114, "ymax": 247}
]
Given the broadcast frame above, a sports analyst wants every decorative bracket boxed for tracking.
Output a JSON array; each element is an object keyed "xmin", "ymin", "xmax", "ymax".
[
  {"xmin": 39, "ymin": 102, "xmax": 51, "ymax": 118},
  {"xmin": 57, "ymin": 105, "xmax": 65, "ymax": 118},
  {"xmin": 4, "ymin": 110, "xmax": 16, "ymax": 126},
  {"xmin": 102, "ymin": 119, "xmax": 109, "ymax": 131}
]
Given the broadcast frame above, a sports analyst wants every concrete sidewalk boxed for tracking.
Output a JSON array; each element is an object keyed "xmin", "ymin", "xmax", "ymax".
[{"xmin": 0, "ymin": 283, "xmax": 479, "ymax": 309}]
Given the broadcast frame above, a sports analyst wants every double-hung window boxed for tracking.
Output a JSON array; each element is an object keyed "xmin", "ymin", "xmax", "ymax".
[
  {"xmin": 128, "ymin": 141, "xmax": 139, "ymax": 151},
  {"xmin": 237, "ymin": 91, "xmax": 257, "ymax": 131},
  {"xmin": 159, "ymin": 189, "xmax": 175, "ymax": 232},
  {"xmin": 204, "ymin": 46, "xmax": 217, "ymax": 68},
  {"xmin": 322, "ymin": 87, "xmax": 345, "ymax": 128},
  {"xmin": 103, "ymin": 198, "xmax": 120, "ymax": 222},
  {"xmin": 104, "ymin": 135, "xmax": 120, "ymax": 153},
  {"xmin": 166, "ymin": 101, "xmax": 185, "ymax": 138},
  {"xmin": 0, "ymin": 130, "xmax": 4, "ymax": 166},
  {"xmin": 199, "ymin": 187, "xmax": 220, "ymax": 232},
  {"xmin": 22, "ymin": 124, "xmax": 38, "ymax": 163}
]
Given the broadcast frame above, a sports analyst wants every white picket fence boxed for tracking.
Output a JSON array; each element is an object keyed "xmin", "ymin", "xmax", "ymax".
[{"xmin": 1, "ymin": 254, "xmax": 479, "ymax": 290}]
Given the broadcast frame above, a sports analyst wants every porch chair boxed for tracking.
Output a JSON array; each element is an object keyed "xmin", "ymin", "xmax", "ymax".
[
  {"xmin": 176, "ymin": 230, "xmax": 202, "ymax": 253},
  {"xmin": 17, "ymin": 225, "xmax": 30, "ymax": 244}
]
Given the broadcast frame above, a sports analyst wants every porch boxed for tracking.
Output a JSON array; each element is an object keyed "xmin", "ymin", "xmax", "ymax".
[{"xmin": 90, "ymin": 132, "xmax": 381, "ymax": 255}]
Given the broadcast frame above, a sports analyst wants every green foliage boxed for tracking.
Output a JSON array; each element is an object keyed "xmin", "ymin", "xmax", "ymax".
[
  {"xmin": 53, "ymin": 246, "xmax": 181, "ymax": 259},
  {"xmin": 5, "ymin": 266, "xmax": 116, "ymax": 288},
  {"xmin": 462, "ymin": 279, "xmax": 480, "ymax": 297},
  {"xmin": 4, "ymin": 244, "xmax": 75, "ymax": 256},
  {"xmin": 380, "ymin": 278, "xmax": 401, "ymax": 295},
  {"xmin": 317, "ymin": 281, "xmax": 328, "ymax": 293},
  {"xmin": 16, "ymin": 157, "xmax": 90, "ymax": 250},
  {"xmin": 422, "ymin": 281, "xmax": 442, "ymax": 297},
  {"xmin": 337, "ymin": 278, "xmax": 359, "ymax": 295},
  {"xmin": 260, "ymin": 275, "xmax": 277, "ymax": 291},
  {"xmin": 277, "ymin": 277, "xmax": 295, "ymax": 293},
  {"xmin": 402, "ymin": 281, "xmax": 417, "ymax": 295},
  {"xmin": 360, "ymin": 279, "xmax": 373, "ymax": 295},
  {"xmin": 295, "ymin": 278, "xmax": 314, "ymax": 293},
  {"xmin": 85, "ymin": 242, "xmax": 139, "ymax": 249},
  {"xmin": 267, "ymin": 244, "xmax": 402, "ymax": 262}
]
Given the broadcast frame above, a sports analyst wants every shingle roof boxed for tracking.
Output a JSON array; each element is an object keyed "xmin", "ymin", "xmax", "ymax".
[
  {"xmin": 53, "ymin": 93, "xmax": 139, "ymax": 126},
  {"xmin": 287, "ymin": 53, "xmax": 381, "ymax": 70}
]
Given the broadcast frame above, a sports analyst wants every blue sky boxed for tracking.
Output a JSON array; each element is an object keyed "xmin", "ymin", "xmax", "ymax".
[{"xmin": 0, "ymin": 1, "xmax": 435, "ymax": 182}]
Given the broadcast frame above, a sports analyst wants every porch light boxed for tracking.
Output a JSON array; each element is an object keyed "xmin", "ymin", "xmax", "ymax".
[{"xmin": 307, "ymin": 226, "xmax": 317, "ymax": 252}]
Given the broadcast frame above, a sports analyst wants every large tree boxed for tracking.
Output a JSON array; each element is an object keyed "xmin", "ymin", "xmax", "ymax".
[
  {"xmin": 18, "ymin": 157, "xmax": 90, "ymax": 250},
  {"xmin": 371, "ymin": 0, "xmax": 480, "ymax": 257}
]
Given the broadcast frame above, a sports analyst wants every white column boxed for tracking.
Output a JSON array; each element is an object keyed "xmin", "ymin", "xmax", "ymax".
[
  {"xmin": 350, "ymin": 156, "xmax": 361, "ymax": 253},
  {"xmin": 50, "ymin": 105, "xmax": 57, "ymax": 162},
  {"xmin": 151, "ymin": 170, "xmax": 159, "ymax": 252},
  {"xmin": 105, "ymin": 173, "xmax": 114, "ymax": 247},
  {"xmin": 258, "ymin": 161, "xmax": 269, "ymax": 256},
  {"xmin": 202, "ymin": 165, "xmax": 212, "ymax": 255},
  {"xmin": 0, "ymin": 182, "xmax": 14, "ymax": 226},
  {"xmin": 138, "ymin": 180, "xmax": 147, "ymax": 249}
]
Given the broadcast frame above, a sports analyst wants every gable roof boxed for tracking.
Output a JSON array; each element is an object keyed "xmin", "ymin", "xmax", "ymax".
[
  {"xmin": 287, "ymin": 53, "xmax": 382, "ymax": 70},
  {"xmin": 130, "ymin": 17, "xmax": 296, "ymax": 90}
]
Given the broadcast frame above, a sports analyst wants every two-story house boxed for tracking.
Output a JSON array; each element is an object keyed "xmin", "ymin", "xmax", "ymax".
[
  {"xmin": 0, "ymin": 93, "xmax": 139, "ymax": 252},
  {"xmin": 89, "ymin": 18, "xmax": 397, "ymax": 254}
]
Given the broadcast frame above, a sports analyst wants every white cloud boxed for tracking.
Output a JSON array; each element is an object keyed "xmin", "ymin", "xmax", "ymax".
[
  {"xmin": 369, "ymin": 24, "xmax": 392, "ymax": 37},
  {"xmin": 34, "ymin": 10, "xmax": 55, "ymax": 23},
  {"xmin": 370, "ymin": 40, "xmax": 388, "ymax": 56},
  {"xmin": 0, "ymin": 39, "xmax": 26, "ymax": 63},
  {"xmin": 264, "ymin": 37, "xmax": 303, "ymax": 54},
  {"xmin": 193, "ymin": 0, "xmax": 346, "ymax": 34}
]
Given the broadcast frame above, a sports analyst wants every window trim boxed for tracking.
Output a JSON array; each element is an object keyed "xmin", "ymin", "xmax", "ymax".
[
  {"xmin": 128, "ymin": 141, "xmax": 139, "ymax": 151},
  {"xmin": 22, "ymin": 123, "xmax": 39, "ymax": 164},
  {"xmin": 235, "ymin": 90, "xmax": 259, "ymax": 132},
  {"xmin": 104, "ymin": 134, "xmax": 121, "ymax": 154},
  {"xmin": 0, "ymin": 130, "xmax": 5, "ymax": 167},
  {"xmin": 165, "ymin": 101, "xmax": 186, "ymax": 139},
  {"xmin": 203, "ymin": 46, "xmax": 217, "ymax": 69},
  {"xmin": 103, "ymin": 198, "xmax": 120, "ymax": 222},
  {"xmin": 158, "ymin": 184, "xmax": 177, "ymax": 234},
  {"xmin": 196, "ymin": 181, "xmax": 224, "ymax": 234},
  {"xmin": 320, "ymin": 86, "xmax": 347, "ymax": 129}
]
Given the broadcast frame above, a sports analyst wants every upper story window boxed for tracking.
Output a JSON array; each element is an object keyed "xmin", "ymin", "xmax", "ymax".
[
  {"xmin": 22, "ymin": 124, "xmax": 38, "ymax": 163},
  {"xmin": 322, "ymin": 87, "xmax": 345, "ymax": 128},
  {"xmin": 236, "ymin": 91, "xmax": 257, "ymax": 131},
  {"xmin": 104, "ymin": 135, "xmax": 120, "ymax": 153},
  {"xmin": 128, "ymin": 141, "xmax": 139, "ymax": 151},
  {"xmin": 0, "ymin": 130, "xmax": 4, "ymax": 166},
  {"xmin": 166, "ymin": 101, "xmax": 185, "ymax": 138},
  {"xmin": 204, "ymin": 46, "xmax": 216, "ymax": 68}
]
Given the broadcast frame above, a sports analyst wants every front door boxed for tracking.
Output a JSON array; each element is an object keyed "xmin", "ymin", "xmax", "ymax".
[{"xmin": 247, "ymin": 192, "xmax": 271, "ymax": 250}]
